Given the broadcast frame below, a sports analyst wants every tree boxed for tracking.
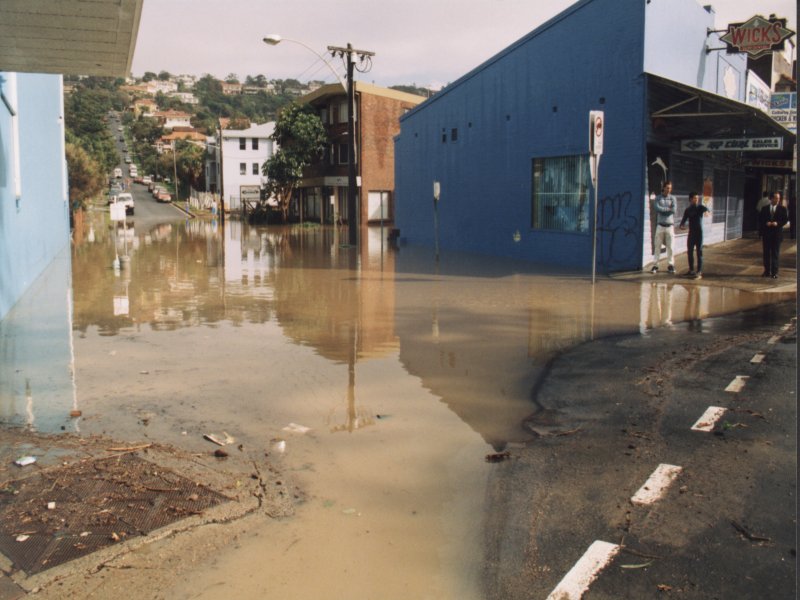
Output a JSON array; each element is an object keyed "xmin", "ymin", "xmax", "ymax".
[
  {"xmin": 142, "ymin": 71, "xmax": 157, "ymax": 82},
  {"xmin": 263, "ymin": 103, "xmax": 327, "ymax": 222},
  {"xmin": 225, "ymin": 73, "xmax": 240, "ymax": 84},
  {"xmin": 65, "ymin": 143, "xmax": 105, "ymax": 210},
  {"xmin": 158, "ymin": 70, "xmax": 172, "ymax": 81}
]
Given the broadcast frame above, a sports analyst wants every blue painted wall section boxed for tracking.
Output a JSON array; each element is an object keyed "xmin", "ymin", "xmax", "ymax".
[
  {"xmin": 0, "ymin": 72, "xmax": 69, "ymax": 320},
  {"xmin": 395, "ymin": 0, "xmax": 647, "ymax": 271}
]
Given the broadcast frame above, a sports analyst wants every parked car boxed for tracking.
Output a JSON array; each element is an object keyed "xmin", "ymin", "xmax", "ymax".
[
  {"xmin": 111, "ymin": 192, "xmax": 134, "ymax": 215},
  {"xmin": 124, "ymin": 156, "xmax": 131, "ymax": 163},
  {"xmin": 129, "ymin": 166, "xmax": 138, "ymax": 177},
  {"xmin": 156, "ymin": 191, "xmax": 172, "ymax": 203},
  {"xmin": 152, "ymin": 185, "xmax": 165, "ymax": 198},
  {"xmin": 141, "ymin": 176, "xmax": 152, "ymax": 186},
  {"xmin": 117, "ymin": 125, "xmax": 123, "ymax": 132},
  {"xmin": 113, "ymin": 167, "xmax": 122, "ymax": 178}
]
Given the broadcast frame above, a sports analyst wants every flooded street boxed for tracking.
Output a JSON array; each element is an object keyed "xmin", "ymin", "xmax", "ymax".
[{"xmin": 0, "ymin": 211, "xmax": 793, "ymax": 599}]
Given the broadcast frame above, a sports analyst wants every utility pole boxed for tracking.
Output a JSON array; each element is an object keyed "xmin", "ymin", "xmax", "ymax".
[{"xmin": 328, "ymin": 43, "xmax": 375, "ymax": 246}]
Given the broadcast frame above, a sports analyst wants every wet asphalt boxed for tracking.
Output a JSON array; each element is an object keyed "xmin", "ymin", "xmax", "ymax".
[{"xmin": 483, "ymin": 301, "xmax": 797, "ymax": 599}]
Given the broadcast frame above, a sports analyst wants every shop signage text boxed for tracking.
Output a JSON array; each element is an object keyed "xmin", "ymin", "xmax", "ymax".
[
  {"xmin": 720, "ymin": 15, "xmax": 795, "ymax": 58},
  {"xmin": 681, "ymin": 137, "xmax": 784, "ymax": 152},
  {"xmin": 744, "ymin": 158, "xmax": 793, "ymax": 169}
]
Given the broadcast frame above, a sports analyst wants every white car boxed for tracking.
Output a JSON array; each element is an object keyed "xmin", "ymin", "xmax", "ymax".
[
  {"xmin": 111, "ymin": 192, "xmax": 134, "ymax": 215},
  {"xmin": 141, "ymin": 176, "xmax": 152, "ymax": 185},
  {"xmin": 113, "ymin": 167, "xmax": 122, "ymax": 178}
]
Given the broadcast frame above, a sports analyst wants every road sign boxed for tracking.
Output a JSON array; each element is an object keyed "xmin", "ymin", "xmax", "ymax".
[{"xmin": 589, "ymin": 110, "xmax": 604, "ymax": 156}]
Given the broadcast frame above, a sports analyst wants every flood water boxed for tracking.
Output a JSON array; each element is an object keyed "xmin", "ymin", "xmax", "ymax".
[{"xmin": 1, "ymin": 211, "xmax": 793, "ymax": 598}]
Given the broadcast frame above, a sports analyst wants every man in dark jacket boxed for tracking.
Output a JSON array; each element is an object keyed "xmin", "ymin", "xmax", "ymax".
[{"xmin": 758, "ymin": 191, "xmax": 789, "ymax": 279}]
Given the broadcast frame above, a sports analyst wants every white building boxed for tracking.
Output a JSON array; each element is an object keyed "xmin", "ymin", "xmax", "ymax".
[
  {"xmin": 167, "ymin": 91, "xmax": 198, "ymax": 105},
  {"xmin": 146, "ymin": 80, "xmax": 178, "ymax": 94},
  {"xmin": 207, "ymin": 122, "xmax": 277, "ymax": 212}
]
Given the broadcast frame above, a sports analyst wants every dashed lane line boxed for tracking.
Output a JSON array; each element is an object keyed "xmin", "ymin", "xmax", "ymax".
[
  {"xmin": 546, "ymin": 540, "xmax": 620, "ymax": 600},
  {"xmin": 750, "ymin": 352, "xmax": 766, "ymax": 364},
  {"xmin": 631, "ymin": 464, "xmax": 683, "ymax": 506},
  {"xmin": 767, "ymin": 335, "xmax": 781, "ymax": 345},
  {"xmin": 724, "ymin": 375, "xmax": 749, "ymax": 393},
  {"xmin": 691, "ymin": 406, "xmax": 727, "ymax": 432}
]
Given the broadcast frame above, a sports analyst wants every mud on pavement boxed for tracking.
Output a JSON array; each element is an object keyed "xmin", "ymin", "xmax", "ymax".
[{"xmin": 0, "ymin": 429, "xmax": 301, "ymax": 598}]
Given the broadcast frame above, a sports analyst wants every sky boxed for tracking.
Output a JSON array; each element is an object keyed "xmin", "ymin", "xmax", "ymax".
[{"xmin": 131, "ymin": 0, "xmax": 797, "ymax": 89}]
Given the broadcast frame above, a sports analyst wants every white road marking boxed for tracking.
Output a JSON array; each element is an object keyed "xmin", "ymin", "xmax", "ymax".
[
  {"xmin": 631, "ymin": 464, "xmax": 683, "ymax": 505},
  {"xmin": 767, "ymin": 335, "xmax": 781, "ymax": 345},
  {"xmin": 780, "ymin": 323, "xmax": 791, "ymax": 331},
  {"xmin": 691, "ymin": 406, "xmax": 727, "ymax": 432},
  {"xmin": 750, "ymin": 352, "xmax": 766, "ymax": 364},
  {"xmin": 546, "ymin": 540, "xmax": 620, "ymax": 600},
  {"xmin": 724, "ymin": 375, "xmax": 749, "ymax": 392}
]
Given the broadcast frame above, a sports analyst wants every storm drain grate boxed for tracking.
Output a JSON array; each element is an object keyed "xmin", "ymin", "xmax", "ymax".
[{"xmin": 0, "ymin": 453, "xmax": 229, "ymax": 574}]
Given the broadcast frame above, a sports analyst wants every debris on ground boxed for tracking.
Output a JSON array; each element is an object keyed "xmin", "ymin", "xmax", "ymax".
[
  {"xmin": 282, "ymin": 423, "xmax": 311, "ymax": 434},
  {"xmin": 13, "ymin": 457, "xmax": 36, "ymax": 467},
  {"xmin": 731, "ymin": 520, "xmax": 771, "ymax": 543},
  {"xmin": 485, "ymin": 451, "xmax": 511, "ymax": 463}
]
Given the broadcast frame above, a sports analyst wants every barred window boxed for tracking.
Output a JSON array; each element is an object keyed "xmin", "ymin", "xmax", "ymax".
[{"xmin": 531, "ymin": 155, "xmax": 590, "ymax": 233}]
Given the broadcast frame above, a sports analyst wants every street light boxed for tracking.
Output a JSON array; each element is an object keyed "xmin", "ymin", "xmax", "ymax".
[
  {"xmin": 263, "ymin": 35, "xmax": 373, "ymax": 246},
  {"xmin": 262, "ymin": 35, "xmax": 345, "ymax": 90}
]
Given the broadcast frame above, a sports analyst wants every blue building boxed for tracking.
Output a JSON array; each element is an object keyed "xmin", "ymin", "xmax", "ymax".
[
  {"xmin": 395, "ymin": 0, "xmax": 795, "ymax": 271},
  {"xmin": 0, "ymin": 0, "xmax": 143, "ymax": 319}
]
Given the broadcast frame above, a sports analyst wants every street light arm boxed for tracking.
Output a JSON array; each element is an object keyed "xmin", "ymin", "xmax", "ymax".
[{"xmin": 262, "ymin": 35, "xmax": 346, "ymax": 90}]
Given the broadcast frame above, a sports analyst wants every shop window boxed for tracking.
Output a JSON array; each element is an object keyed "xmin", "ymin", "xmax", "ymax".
[{"xmin": 531, "ymin": 155, "xmax": 590, "ymax": 233}]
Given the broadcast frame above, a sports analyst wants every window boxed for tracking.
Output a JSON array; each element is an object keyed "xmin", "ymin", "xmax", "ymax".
[
  {"xmin": 240, "ymin": 162, "xmax": 246, "ymax": 175},
  {"xmin": 338, "ymin": 143, "xmax": 349, "ymax": 164},
  {"xmin": 451, "ymin": 128, "xmax": 458, "ymax": 142},
  {"xmin": 239, "ymin": 137, "xmax": 246, "ymax": 150},
  {"xmin": 252, "ymin": 162, "xmax": 259, "ymax": 175},
  {"xmin": 531, "ymin": 155, "xmax": 590, "ymax": 233},
  {"xmin": 252, "ymin": 138, "xmax": 259, "ymax": 150}
]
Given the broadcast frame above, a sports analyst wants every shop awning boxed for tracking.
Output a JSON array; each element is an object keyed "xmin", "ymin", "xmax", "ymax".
[
  {"xmin": 0, "ymin": 0, "xmax": 143, "ymax": 77},
  {"xmin": 647, "ymin": 73, "xmax": 795, "ymax": 156}
]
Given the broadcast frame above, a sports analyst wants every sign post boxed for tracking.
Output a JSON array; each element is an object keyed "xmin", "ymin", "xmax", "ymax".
[{"xmin": 589, "ymin": 110, "xmax": 603, "ymax": 285}]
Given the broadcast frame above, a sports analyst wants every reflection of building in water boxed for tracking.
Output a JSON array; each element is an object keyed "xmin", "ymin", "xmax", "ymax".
[{"xmin": 0, "ymin": 249, "xmax": 77, "ymax": 432}]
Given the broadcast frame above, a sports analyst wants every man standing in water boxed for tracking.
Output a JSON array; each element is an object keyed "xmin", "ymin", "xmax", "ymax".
[
  {"xmin": 650, "ymin": 181, "xmax": 677, "ymax": 274},
  {"xmin": 758, "ymin": 191, "xmax": 788, "ymax": 279},
  {"xmin": 679, "ymin": 192, "xmax": 709, "ymax": 279}
]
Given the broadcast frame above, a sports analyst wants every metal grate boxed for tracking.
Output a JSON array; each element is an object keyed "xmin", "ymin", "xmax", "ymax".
[{"xmin": 0, "ymin": 453, "xmax": 229, "ymax": 574}]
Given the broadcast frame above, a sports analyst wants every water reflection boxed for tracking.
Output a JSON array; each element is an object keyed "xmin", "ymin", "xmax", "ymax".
[{"xmin": 1, "ymin": 210, "xmax": 793, "ymax": 446}]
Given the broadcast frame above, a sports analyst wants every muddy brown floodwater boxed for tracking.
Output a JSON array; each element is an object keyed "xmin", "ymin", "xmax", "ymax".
[{"xmin": 0, "ymin": 212, "xmax": 792, "ymax": 599}]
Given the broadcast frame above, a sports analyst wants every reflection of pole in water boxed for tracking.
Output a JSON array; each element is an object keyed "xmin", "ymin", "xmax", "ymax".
[
  {"xmin": 67, "ymin": 287, "xmax": 80, "ymax": 432},
  {"xmin": 329, "ymin": 322, "xmax": 374, "ymax": 433},
  {"xmin": 25, "ymin": 379, "xmax": 34, "ymax": 431},
  {"xmin": 590, "ymin": 280, "xmax": 596, "ymax": 340}
]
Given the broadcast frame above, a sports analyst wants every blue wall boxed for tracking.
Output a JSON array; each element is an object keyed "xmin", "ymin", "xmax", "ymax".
[
  {"xmin": 395, "ymin": 0, "xmax": 648, "ymax": 271},
  {"xmin": 0, "ymin": 72, "xmax": 69, "ymax": 320}
]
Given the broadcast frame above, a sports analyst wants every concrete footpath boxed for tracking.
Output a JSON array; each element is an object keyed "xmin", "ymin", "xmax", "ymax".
[
  {"xmin": 612, "ymin": 237, "xmax": 796, "ymax": 294},
  {"xmin": 483, "ymin": 301, "xmax": 797, "ymax": 599}
]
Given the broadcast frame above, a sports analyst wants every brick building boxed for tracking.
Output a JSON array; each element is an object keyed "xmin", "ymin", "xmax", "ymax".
[{"xmin": 295, "ymin": 82, "xmax": 425, "ymax": 224}]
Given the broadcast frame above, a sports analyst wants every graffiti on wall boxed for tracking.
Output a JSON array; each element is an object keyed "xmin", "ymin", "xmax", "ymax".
[{"xmin": 597, "ymin": 191, "xmax": 640, "ymax": 271}]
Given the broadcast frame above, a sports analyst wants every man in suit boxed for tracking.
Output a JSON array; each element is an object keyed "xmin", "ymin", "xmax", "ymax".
[{"xmin": 758, "ymin": 191, "xmax": 789, "ymax": 279}]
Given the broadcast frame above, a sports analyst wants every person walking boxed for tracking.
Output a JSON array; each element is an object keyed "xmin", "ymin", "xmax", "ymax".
[
  {"xmin": 679, "ymin": 192, "xmax": 709, "ymax": 279},
  {"xmin": 758, "ymin": 191, "xmax": 789, "ymax": 279},
  {"xmin": 651, "ymin": 181, "xmax": 677, "ymax": 274}
]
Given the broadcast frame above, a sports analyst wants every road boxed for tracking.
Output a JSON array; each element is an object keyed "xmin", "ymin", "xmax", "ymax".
[
  {"xmin": 483, "ymin": 302, "xmax": 797, "ymax": 600},
  {"xmin": 107, "ymin": 113, "xmax": 185, "ymax": 225}
]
